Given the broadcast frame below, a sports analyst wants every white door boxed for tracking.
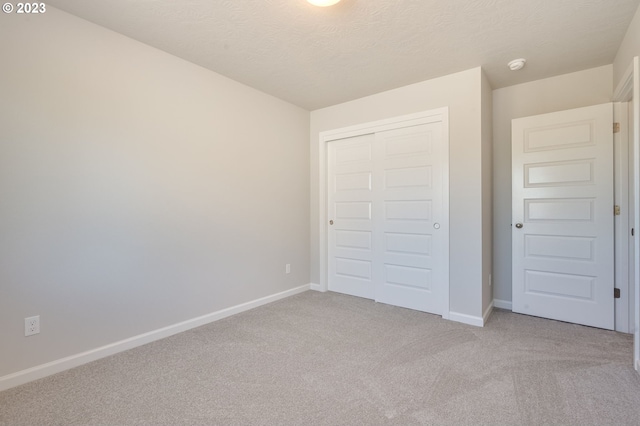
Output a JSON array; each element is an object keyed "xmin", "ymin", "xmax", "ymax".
[
  {"xmin": 328, "ymin": 121, "xmax": 447, "ymax": 315},
  {"xmin": 374, "ymin": 124, "xmax": 445, "ymax": 313},
  {"xmin": 512, "ymin": 103, "xmax": 614, "ymax": 329},
  {"xmin": 327, "ymin": 133, "xmax": 376, "ymax": 299}
]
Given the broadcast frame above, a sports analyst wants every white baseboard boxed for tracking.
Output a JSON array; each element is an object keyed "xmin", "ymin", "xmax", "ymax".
[
  {"xmin": 0, "ymin": 283, "xmax": 310, "ymax": 392},
  {"xmin": 449, "ymin": 311, "xmax": 485, "ymax": 327},
  {"xmin": 482, "ymin": 301, "xmax": 494, "ymax": 325},
  {"xmin": 310, "ymin": 283, "xmax": 325, "ymax": 292},
  {"xmin": 493, "ymin": 299, "xmax": 513, "ymax": 310}
]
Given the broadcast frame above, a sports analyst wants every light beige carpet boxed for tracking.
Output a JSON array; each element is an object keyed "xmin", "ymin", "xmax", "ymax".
[{"xmin": 1, "ymin": 291, "xmax": 639, "ymax": 425}]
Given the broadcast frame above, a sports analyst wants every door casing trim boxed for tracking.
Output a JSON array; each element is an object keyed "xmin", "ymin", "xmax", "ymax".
[{"xmin": 613, "ymin": 57, "xmax": 640, "ymax": 368}]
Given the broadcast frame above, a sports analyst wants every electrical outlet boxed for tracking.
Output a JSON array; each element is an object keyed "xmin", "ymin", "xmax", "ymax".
[
  {"xmin": 25, "ymin": 315, "xmax": 40, "ymax": 337},
  {"xmin": 285, "ymin": 264, "xmax": 291, "ymax": 274}
]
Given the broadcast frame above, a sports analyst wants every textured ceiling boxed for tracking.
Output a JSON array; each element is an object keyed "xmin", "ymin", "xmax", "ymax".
[{"xmin": 47, "ymin": 0, "xmax": 640, "ymax": 110}]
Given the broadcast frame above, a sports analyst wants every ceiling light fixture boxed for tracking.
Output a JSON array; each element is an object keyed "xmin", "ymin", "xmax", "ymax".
[
  {"xmin": 508, "ymin": 58, "xmax": 526, "ymax": 71},
  {"xmin": 307, "ymin": 0, "xmax": 341, "ymax": 6}
]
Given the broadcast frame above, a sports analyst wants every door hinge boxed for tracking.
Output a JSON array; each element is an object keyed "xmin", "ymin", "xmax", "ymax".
[
  {"xmin": 614, "ymin": 288, "xmax": 621, "ymax": 299},
  {"xmin": 614, "ymin": 205, "xmax": 621, "ymax": 216},
  {"xmin": 614, "ymin": 122, "xmax": 620, "ymax": 133},
  {"xmin": 632, "ymin": 228, "xmax": 635, "ymax": 236}
]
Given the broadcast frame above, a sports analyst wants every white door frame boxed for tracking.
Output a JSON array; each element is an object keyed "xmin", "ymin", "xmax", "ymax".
[
  {"xmin": 614, "ymin": 101, "xmax": 632, "ymax": 333},
  {"xmin": 317, "ymin": 108, "xmax": 450, "ymax": 319},
  {"xmin": 613, "ymin": 56, "xmax": 640, "ymax": 370}
]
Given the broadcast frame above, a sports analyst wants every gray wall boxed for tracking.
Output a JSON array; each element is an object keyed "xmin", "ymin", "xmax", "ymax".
[
  {"xmin": 491, "ymin": 65, "xmax": 613, "ymax": 304},
  {"xmin": 0, "ymin": 7, "xmax": 310, "ymax": 377},
  {"xmin": 481, "ymin": 71, "xmax": 493, "ymax": 315},
  {"xmin": 614, "ymin": 3, "xmax": 640, "ymax": 89}
]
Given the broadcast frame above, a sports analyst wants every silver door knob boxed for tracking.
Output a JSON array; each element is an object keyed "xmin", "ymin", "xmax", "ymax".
[
  {"xmin": 433, "ymin": 223, "xmax": 440, "ymax": 229},
  {"xmin": 329, "ymin": 220, "xmax": 334, "ymax": 225},
  {"xmin": 515, "ymin": 223, "xmax": 523, "ymax": 229}
]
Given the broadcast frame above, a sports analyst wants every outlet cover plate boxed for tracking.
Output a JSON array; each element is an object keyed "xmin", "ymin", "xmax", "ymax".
[{"xmin": 25, "ymin": 315, "xmax": 40, "ymax": 336}]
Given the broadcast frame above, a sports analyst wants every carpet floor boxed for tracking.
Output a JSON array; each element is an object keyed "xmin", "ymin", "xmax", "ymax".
[{"xmin": 1, "ymin": 291, "xmax": 639, "ymax": 425}]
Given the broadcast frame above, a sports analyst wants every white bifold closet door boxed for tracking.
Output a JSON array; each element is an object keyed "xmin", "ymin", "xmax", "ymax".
[{"xmin": 327, "ymin": 122, "xmax": 446, "ymax": 314}]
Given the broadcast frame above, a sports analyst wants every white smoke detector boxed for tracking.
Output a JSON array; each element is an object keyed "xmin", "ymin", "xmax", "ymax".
[{"xmin": 508, "ymin": 58, "xmax": 526, "ymax": 71}]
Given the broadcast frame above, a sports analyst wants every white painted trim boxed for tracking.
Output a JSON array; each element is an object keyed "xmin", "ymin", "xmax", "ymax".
[
  {"xmin": 310, "ymin": 283, "xmax": 325, "ymax": 292},
  {"xmin": 449, "ymin": 311, "xmax": 484, "ymax": 327},
  {"xmin": 614, "ymin": 101, "xmax": 631, "ymax": 334},
  {"xmin": 318, "ymin": 108, "xmax": 450, "ymax": 319},
  {"xmin": 633, "ymin": 56, "xmax": 640, "ymax": 370},
  {"xmin": 614, "ymin": 62, "xmax": 634, "ymax": 102},
  {"xmin": 320, "ymin": 110, "xmax": 447, "ymax": 143},
  {"xmin": 493, "ymin": 299, "xmax": 513, "ymax": 310},
  {"xmin": 440, "ymin": 113, "xmax": 451, "ymax": 319},
  {"xmin": 482, "ymin": 301, "xmax": 494, "ymax": 325},
  {"xmin": 0, "ymin": 284, "xmax": 310, "ymax": 392}
]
